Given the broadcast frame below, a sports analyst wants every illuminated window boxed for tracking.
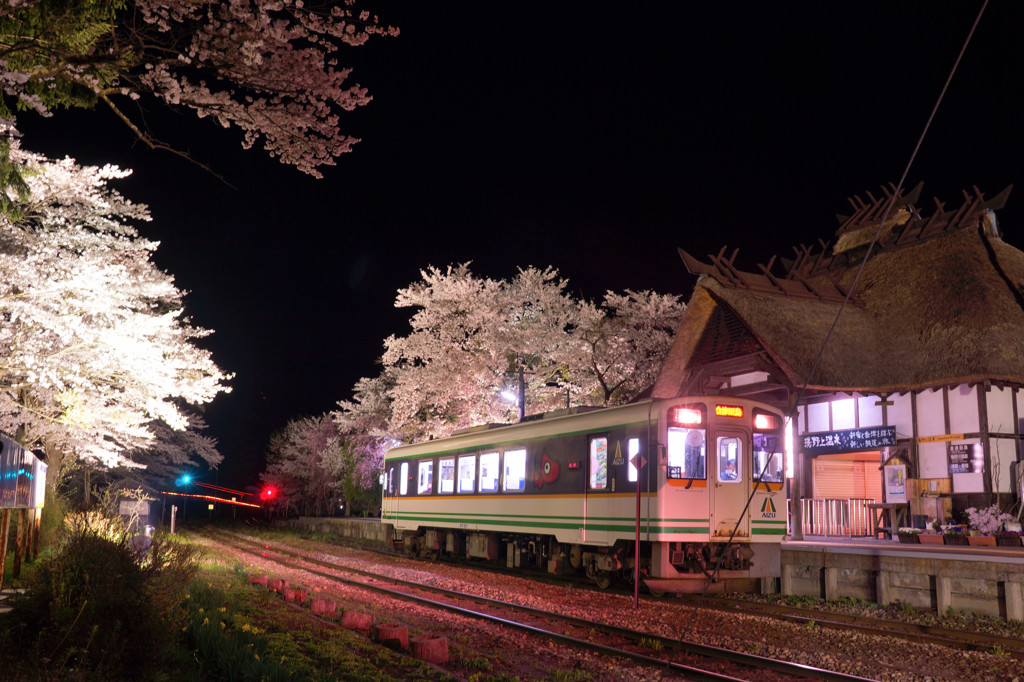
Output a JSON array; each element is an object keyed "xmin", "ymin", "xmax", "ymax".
[
  {"xmin": 504, "ymin": 448, "xmax": 526, "ymax": 491},
  {"xmin": 753, "ymin": 434, "xmax": 781, "ymax": 482},
  {"xmin": 387, "ymin": 467, "xmax": 395, "ymax": 495},
  {"xmin": 628, "ymin": 438, "xmax": 639, "ymax": 483},
  {"xmin": 589, "ymin": 437, "xmax": 608, "ymax": 490},
  {"xmin": 667, "ymin": 427, "xmax": 705, "ymax": 479},
  {"xmin": 718, "ymin": 436, "xmax": 741, "ymax": 483},
  {"xmin": 439, "ymin": 458, "xmax": 455, "ymax": 494},
  {"xmin": 458, "ymin": 455, "xmax": 476, "ymax": 493},
  {"xmin": 479, "ymin": 452, "xmax": 499, "ymax": 492},
  {"xmin": 399, "ymin": 462, "xmax": 409, "ymax": 495},
  {"xmin": 418, "ymin": 460, "xmax": 433, "ymax": 494}
]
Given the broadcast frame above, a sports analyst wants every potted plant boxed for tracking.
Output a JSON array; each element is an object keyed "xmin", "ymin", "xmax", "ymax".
[
  {"xmin": 964, "ymin": 505, "xmax": 1013, "ymax": 547},
  {"xmin": 994, "ymin": 529, "xmax": 1023, "ymax": 547},
  {"xmin": 897, "ymin": 528, "xmax": 921, "ymax": 544},
  {"xmin": 941, "ymin": 525, "xmax": 969, "ymax": 545}
]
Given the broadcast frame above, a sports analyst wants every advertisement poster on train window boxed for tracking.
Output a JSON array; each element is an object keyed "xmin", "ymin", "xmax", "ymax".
[{"xmin": 884, "ymin": 464, "xmax": 907, "ymax": 503}]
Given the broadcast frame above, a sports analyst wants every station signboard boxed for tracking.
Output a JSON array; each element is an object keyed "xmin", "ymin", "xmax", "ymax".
[{"xmin": 801, "ymin": 426, "xmax": 897, "ymax": 455}]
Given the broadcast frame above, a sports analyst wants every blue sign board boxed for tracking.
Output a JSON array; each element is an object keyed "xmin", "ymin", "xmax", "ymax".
[{"xmin": 801, "ymin": 426, "xmax": 897, "ymax": 455}]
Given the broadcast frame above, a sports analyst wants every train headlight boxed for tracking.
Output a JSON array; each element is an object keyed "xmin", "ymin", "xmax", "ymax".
[{"xmin": 753, "ymin": 411, "xmax": 781, "ymax": 431}]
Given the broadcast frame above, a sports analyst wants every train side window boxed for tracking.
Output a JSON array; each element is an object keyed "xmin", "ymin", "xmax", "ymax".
[
  {"xmin": 717, "ymin": 436, "xmax": 742, "ymax": 483},
  {"xmin": 589, "ymin": 436, "xmax": 608, "ymax": 489},
  {"xmin": 628, "ymin": 438, "xmax": 640, "ymax": 483},
  {"xmin": 753, "ymin": 434, "xmax": 782, "ymax": 482},
  {"xmin": 387, "ymin": 467, "xmax": 395, "ymax": 495},
  {"xmin": 439, "ymin": 457, "xmax": 455, "ymax": 494},
  {"xmin": 458, "ymin": 455, "xmax": 476, "ymax": 493},
  {"xmin": 418, "ymin": 460, "xmax": 434, "ymax": 494},
  {"xmin": 479, "ymin": 452, "xmax": 499, "ymax": 492},
  {"xmin": 667, "ymin": 427, "xmax": 705, "ymax": 479},
  {"xmin": 399, "ymin": 462, "xmax": 409, "ymax": 495},
  {"xmin": 503, "ymin": 448, "xmax": 526, "ymax": 491}
]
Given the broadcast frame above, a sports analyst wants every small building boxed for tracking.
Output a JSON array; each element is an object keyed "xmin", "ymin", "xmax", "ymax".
[{"xmin": 653, "ymin": 183, "xmax": 1023, "ymax": 536}]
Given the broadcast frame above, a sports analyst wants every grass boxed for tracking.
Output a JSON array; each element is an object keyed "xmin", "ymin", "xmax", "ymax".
[{"xmin": 191, "ymin": 553, "xmax": 451, "ymax": 681}]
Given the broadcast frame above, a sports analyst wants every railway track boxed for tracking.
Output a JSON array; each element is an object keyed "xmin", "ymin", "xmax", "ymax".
[
  {"xmin": 674, "ymin": 593, "xmax": 1024, "ymax": 661},
  {"xmin": 204, "ymin": 527, "xmax": 875, "ymax": 681}
]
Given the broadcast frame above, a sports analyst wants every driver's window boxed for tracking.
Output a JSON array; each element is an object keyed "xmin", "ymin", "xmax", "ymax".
[{"xmin": 718, "ymin": 436, "xmax": 741, "ymax": 483}]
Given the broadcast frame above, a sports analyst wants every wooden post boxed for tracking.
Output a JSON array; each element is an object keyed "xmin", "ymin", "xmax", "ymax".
[
  {"xmin": 0, "ymin": 510, "xmax": 10, "ymax": 589},
  {"xmin": 12, "ymin": 509, "xmax": 25, "ymax": 578}
]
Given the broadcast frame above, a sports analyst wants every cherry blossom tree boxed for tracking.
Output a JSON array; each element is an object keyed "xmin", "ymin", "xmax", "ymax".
[
  {"xmin": 0, "ymin": 0, "xmax": 397, "ymax": 176},
  {"xmin": 576, "ymin": 289, "xmax": 685, "ymax": 405},
  {"xmin": 262, "ymin": 414, "xmax": 341, "ymax": 516},
  {"xmin": 381, "ymin": 264, "xmax": 587, "ymax": 441},
  {"xmin": 0, "ymin": 143, "xmax": 230, "ymax": 480}
]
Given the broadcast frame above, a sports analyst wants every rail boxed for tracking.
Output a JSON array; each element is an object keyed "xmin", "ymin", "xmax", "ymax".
[{"xmin": 801, "ymin": 497, "xmax": 874, "ymax": 537}]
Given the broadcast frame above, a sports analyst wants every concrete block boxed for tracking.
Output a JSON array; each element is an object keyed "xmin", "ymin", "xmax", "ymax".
[
  {"xmin": 374, "ymin": 623, "xmax": 409, "ymax": 650},
  {"xmin": 410, "ymin": 635, "xmax": 449, "ymax": 664},
  {"xmin": 1005, "ymin": 582, "xmax": 1023, "ymax": 622},
  {"xmin": 877, "ymin": 570, "xmax": 893, "ymax": 606},
  {"xmin": 824, "ymin": 567, "xmax": 839, "ymax": 601},
  {"xmin": 341, "ymin": 610, "xmax": 373, "ymax": 631},
  {"xmin": 936, "ymin": 575, "xmax": 952, "ymax": 615}
]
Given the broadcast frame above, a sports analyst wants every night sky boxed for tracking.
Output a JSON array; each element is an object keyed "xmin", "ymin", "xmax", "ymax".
[{"xmin": 16, "ymin": 1, "xmax": 1024, "ymax": 485}]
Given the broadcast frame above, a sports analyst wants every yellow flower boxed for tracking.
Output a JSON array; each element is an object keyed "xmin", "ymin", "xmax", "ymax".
[
  {"xmin": 241, "ymin": 623, "xmax": 252, "ymax": 633},
  {"xmin": 254, "ymin": 654, "xmax": 260, "ymax": 662},
  {"xmin": 202, "ymin": 617, "xmax": 209, "ymax": 626},
  {"xmin": 220, "ymin": 621, "xmax": 226, "ymax": 629},
  {"xmin": 218, "ymin": 607, "xmax": 227, "ymax": 613}
]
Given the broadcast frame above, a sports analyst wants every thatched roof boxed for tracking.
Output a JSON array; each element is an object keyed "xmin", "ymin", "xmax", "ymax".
[{"xmin": 654, "ymin": 185, "xmax": 1024, "ymax": 397}]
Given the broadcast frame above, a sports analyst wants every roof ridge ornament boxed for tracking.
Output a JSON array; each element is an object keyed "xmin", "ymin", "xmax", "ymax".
[{"xmin": 677, "ymin": 183, "xmax": 1011, "ymax": 305}]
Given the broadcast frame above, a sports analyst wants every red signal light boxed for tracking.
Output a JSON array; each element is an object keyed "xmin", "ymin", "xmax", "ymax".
[{"xmin": 261, "ymin": 486, "xmax": 276, "ymax": 500}]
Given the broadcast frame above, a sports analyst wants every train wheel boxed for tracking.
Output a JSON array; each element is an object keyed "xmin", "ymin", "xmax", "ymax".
[
  {"xmin": 569, "ymin": 544, "xmax": 582, "ymax": 570},
  {"xmin": 592, "ymin": 571, "xmax": 613, "ymax": 590}
]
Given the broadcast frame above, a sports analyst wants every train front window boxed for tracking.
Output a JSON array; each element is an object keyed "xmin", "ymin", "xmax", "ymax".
[
  {"xmin": 458, "ymin": 455, "xmax": 476, "ymax": 493},
  {"xmin": 753, "ymin": 433, "xmax": 782, "ymax": 482},
  {"xmin": 479, "ymin": 452, "xmax": 499, "ymax": 492},
  {"xmin": 717, "ymin": 436, "xmax": 742, "ymax": 483},
  {"xmin": 418, "ymin": 460, "xmax": 433, "ymax": 494},
  {"xmin": 589, "ymin": 437, "xmax": 608, "ymax": 489},
  {"xmin": 504, "ymin": 448, "xmax": 526, "ymax": 491},
  {"xmin": 439, "ymin": 457, "xmax": 455, "ymax": 493},
  {"xmin": 667, "ymin": 426, "xmax": 705, "ymax": 479}
]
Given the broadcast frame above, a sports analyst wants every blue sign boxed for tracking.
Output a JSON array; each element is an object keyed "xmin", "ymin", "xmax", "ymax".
[{"xmin": 801, "ymin": 426, "xmax": 897, "ymax": 455}]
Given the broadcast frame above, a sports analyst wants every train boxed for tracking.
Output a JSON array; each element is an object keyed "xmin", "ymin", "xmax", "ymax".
[
  {"xmin": 0, "ymin": 433, "xmax": 46, "ymax": 510},
  {"xmin": 381, "ymin": 395, "xmax": 788, "ymax": 594}
]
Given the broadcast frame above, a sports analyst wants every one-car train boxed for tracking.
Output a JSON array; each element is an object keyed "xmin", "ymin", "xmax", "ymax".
[{"xmin": 381, "ymin": 395, "xmax": 787, "ymax": 594}]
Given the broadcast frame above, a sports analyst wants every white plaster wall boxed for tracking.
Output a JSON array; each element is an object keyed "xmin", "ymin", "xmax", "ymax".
[
  {"xmin": 990, "ymin": 437, "xmax": 1018, "ymax": 493},
  {"xmin": 948, "ymin": 384, "xmax": 979, "ymax": 434},
  {"xmin": 890, "ymin": 392, "xmax": 914, "ymax": 440},
  {"xmin": 916, "ymin": 389, "xmax": 946, "ymax": 437},
  {"xmin": 919, "ymin": 441, "xmax": 950, "ymax": 478},
  {"xmin": 807, "ymin": 402, "xmax": 829, "ymax": 433},
  {"xmin": 858, "ymin": 395, "xmax": 883, "ymax": 428},
  {"xmin": 987, "ymin": 386, "xmax": 1015, "ymax": 435},
  {"xmin": 831, "ymin": 397, "xmax": 855, "ymax": 430}
]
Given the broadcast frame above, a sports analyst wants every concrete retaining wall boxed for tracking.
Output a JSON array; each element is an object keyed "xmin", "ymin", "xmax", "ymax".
[
  {"xmin": 782, "ymin": 546, "xmax": 1024, "ymax": 621},
  {"xmin": 285, "ymin": 516, "xmax": 393, "ymax": 546}
]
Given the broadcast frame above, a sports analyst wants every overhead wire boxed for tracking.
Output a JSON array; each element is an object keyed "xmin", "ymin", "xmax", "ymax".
[{"xmin": 678, "ymin": 0, "xmax": 990, "ymax": 634}]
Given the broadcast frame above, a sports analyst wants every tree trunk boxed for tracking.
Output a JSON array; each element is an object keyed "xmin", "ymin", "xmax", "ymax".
[{"xmin": 12, "ymin": 508, "xmax": 25, "ymax": 578}]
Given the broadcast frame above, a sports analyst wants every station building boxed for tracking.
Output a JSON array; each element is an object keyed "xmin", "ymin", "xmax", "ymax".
[{"xmin": 652, "ymin": 184, "xmax": 1023, "ymax": 538}]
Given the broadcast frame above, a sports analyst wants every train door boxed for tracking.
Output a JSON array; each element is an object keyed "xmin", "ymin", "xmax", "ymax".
[
  {"xmin": 381, "ymin": 464, "xmax": 398, "ymax": 521},
  {"xmin": 712, "ymin": 429, "xmax": 750, "ymax": 538},
  {"xmin": 583, "ymin": 435, "xmax": 611, "ymax": 544}
]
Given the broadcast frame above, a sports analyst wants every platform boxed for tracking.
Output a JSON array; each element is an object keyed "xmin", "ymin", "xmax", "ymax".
[{"xmin": 782, "ymin": 536, "xmax": 1024, "ymax": 621}]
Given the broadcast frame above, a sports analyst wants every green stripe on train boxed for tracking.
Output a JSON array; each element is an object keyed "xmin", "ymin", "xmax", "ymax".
[{"xmin": 384, "ymin": 513, "xmax": 709, "ymax": 534}]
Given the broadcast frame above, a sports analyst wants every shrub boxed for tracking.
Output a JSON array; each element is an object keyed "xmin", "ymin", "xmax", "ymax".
[
  {"xmin": 0, "ymin": 513, "xmax": 199, "ymax": 680},
  {"xmin": 965, "ymin": 505, "xmax": 1013, "ymax": 535}
]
